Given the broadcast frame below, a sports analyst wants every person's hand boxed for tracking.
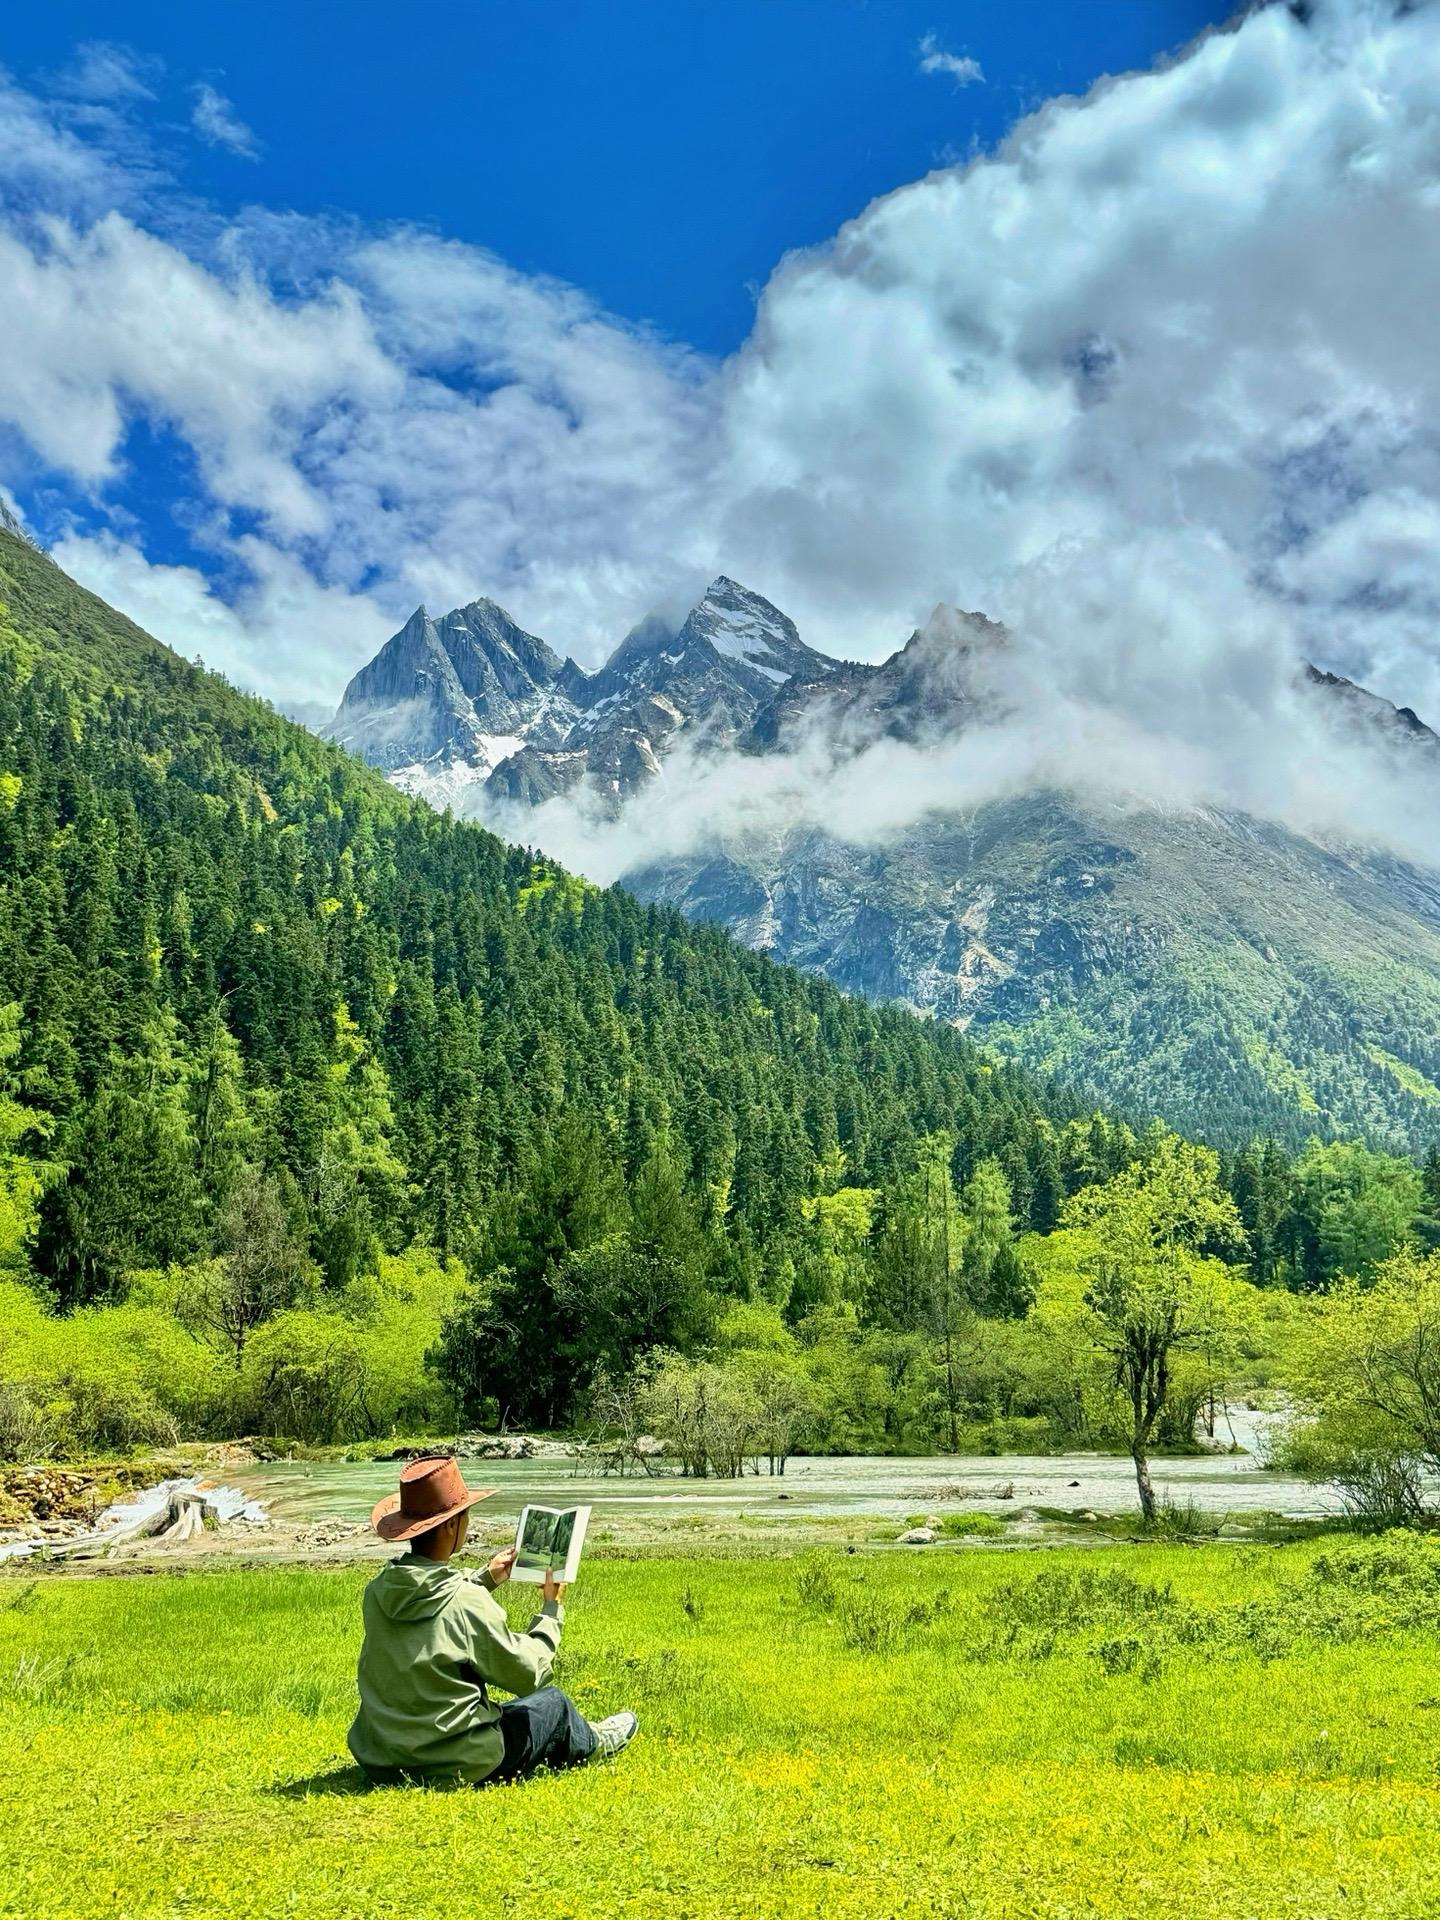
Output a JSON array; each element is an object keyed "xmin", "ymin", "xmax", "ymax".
[
  {"xmin": 543, "ymin": 1569, "xmax": 567, "ymax": 1606},
  {"xmin": 486, "ymin": 1547, "xmax": 518, "ymax": 1586}
]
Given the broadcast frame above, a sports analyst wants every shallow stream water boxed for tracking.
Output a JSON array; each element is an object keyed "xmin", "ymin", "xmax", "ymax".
[{"xmin": 232, "ymin": 1408, "xmax": 1342, "ymax": 1532}]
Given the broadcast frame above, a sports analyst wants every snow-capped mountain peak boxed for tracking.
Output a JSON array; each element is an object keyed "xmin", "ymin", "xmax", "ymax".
[
  {"xmin": 324, "ymin": 594, "xmax": 575, "ymax": 782},
  {"xmin": 678, "ymin": 575, "xmax": 827, "ymax": 684},
  {"xmin": 308, "ymin": 576, "xmax": 835, "ymax": 814}
]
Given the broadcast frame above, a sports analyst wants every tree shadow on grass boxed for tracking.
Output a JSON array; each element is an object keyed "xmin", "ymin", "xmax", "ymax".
[{"xmin": 266, "ymin": 1765, "xmax": 374, "ymax": 1800}]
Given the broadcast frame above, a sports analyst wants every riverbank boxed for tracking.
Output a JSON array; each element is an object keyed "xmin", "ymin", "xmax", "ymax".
[
  {"xmin": 4, "ymin": 1538, "xmax": 1440, "ymax": 1917},
  {"xmin": 0, "ymin": 1414, "xmax": 1341, "ymax": 1570}
]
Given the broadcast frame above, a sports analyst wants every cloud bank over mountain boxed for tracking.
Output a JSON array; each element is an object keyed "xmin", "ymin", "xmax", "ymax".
[
  {"xmin": 466, "ymin": 549, "xmax": 1440, "ymax": 891},
  {"xmin": 0, "ymin": 1, "xmax": 1438, "ymax": 861},
  {"xmin": 715, "ymin": 0, "xmax": 1440, "ymax": 712}
]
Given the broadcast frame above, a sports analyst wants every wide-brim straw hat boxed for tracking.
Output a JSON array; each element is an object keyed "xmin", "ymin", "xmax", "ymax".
[{"xmin": 371, "ymin": 1455, "xmax": 495, "ymax": 1543}]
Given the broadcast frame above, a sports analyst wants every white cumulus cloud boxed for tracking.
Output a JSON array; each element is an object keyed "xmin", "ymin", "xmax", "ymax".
[
  {"xmin": 712, "ymin": 0, "xmax": 1440, "ymax": 719},
  {"xmin": 48, "ymin": 526, "xmax": 392, "ymax": 715}
]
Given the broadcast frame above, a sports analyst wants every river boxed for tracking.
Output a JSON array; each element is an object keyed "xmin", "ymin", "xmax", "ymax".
[{"xmin": 231, "ymin": 1408, "xmax": 1342, "ymax": 1535}]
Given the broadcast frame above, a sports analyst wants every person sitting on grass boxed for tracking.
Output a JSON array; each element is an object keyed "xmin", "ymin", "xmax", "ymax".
[{"xmin": 347, "ymin": 1456, "xmax": 638, "ymax": 1786}]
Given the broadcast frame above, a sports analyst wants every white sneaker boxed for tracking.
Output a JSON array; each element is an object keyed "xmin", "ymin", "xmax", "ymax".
[{"xmin": 587, "ymin": 1710, "xmax": 639, "ymax": 1759}]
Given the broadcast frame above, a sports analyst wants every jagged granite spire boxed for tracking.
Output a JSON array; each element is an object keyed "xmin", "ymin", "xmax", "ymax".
[{"xmin": 324, "ymin": 598, "xmax": 575, "ymax": 784}]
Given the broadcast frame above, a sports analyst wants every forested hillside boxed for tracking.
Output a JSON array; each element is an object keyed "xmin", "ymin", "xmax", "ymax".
[
  {"xmin": 334, "ymin": 574, "xmax": 1440, "ymax": 1157},
  {"xmin": 0, "ymin": 528, "xmax": 1094, "ymax": 1434},
  {"xmin": 6, "ymin": 529, "xmax": 1440, "ymax": 1464},
  {"xmin": 0, "ymin": 528, "xmax": 1091, "ymax": 1263}
]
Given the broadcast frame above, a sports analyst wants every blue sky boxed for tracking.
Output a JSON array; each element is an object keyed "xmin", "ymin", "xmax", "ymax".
[
  {"xmin": 2, "ymin": 0, "xmax": 1438, "ymax": 808},
  {"xmin": 7, "ymin": 2, "xmax": 1228, "ymax": 357}
]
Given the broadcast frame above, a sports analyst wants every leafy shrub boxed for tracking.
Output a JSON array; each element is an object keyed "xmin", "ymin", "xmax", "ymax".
[
  {"xmin": 0, "ymin": 1380, "xmax": 53, "ymax": 1462},
  {"xmin": 52, "ymin": 1373, "xmax": 179, "ymax": 1453},
  {"xmin": 1142, "ymin": 1497, "xmax": 1222, "ymax": 1540},
  {"xmin": 902, "ymin": 1587, "xmax": 955, "ymax": 1629},
  {"xmin": 989, "ymin": 1567, "xmax": 1181, "ymax": 1634},
  {"xmin": 1281, "ymin": 1253, "xmax": 1440, "ymax": 1524},
  {"xmin": 974, "ymin": 1566, "xmax": 1200, "ymax": 1668},
  {"xmin": 0, "ymin": 1280, "xmax": 210, "ymax": 1456},
  {"xmin": 1308, "ymin": 1530, "xmax": 1440, "ymax": 1603},
  {"xmin": 970, "ymin": 1532, "xmax": 1440, "ymax": 1680},
  {"xmin": 903, "ymin": 1511, "xmax": 1005, "ymax": 1538},
  {"xmin": 1277, "ymin": 1417, "xmax": 1430, "ymax": 1530},
  {"xmin": 834, "ymin": 1577, "xmax": 960, "ymax": 1653},
  {"xmin": 0, "ymin": 1249, "xmax": 466, "ymax": 1453},
  {"xmin": 1166, "ymin": 1532, "xmax": 1440, "ymax": 1665},
  {"xmin": 1092, "ymin": 1634, "xmax": 1150, "ymax": 1678}
]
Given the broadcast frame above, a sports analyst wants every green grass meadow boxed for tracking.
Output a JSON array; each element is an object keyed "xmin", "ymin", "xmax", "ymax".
[{"xmin": 5, "ymin": 1541, "xmax": 1440, "ymax": 1918}]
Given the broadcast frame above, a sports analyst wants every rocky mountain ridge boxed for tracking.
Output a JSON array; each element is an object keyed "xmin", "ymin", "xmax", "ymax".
[
  {"xmin": 325, "ymin": 598, "xmax": 571, "ymax": 788},
  {"xmin": 326, "ymin": 575, "xmax": 838, "ymax": 809},
  {"xmin": 328, "ymin": 576, "xmax": 1440, "ymax": 1150}
]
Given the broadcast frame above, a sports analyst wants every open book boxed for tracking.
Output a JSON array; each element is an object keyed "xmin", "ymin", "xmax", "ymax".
[{"xmin": 510, "ymin": 1504, "xmax": 591, "ymax": 1584}]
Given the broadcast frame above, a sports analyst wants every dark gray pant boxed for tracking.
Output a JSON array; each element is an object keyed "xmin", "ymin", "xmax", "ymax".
[{"xmin": 488, "ymin": 1687, "xmax": 598, "ymax": 1783}]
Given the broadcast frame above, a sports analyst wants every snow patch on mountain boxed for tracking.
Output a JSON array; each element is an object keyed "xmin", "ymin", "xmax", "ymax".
[
  {"xmin": 700, "ymin": 605, "xmax": 788, "ymax": 673},
  {"xmin": 390, "ymin": 757, "xmax": 492, "ymax": 809}
]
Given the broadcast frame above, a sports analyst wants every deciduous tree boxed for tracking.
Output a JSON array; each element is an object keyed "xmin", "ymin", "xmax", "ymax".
[{"xmin": 1064, "ymin": 1131, "xmax": 1248, "ymax": 1519}]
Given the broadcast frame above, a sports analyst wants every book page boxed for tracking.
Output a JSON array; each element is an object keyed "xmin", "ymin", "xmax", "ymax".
[{"xmin": 511, "ymin": 1504, "xmax": 591, "ymax": 1583}]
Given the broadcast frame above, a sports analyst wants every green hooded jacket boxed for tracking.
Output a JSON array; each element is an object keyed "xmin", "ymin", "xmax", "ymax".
[{"xmin": 347, "ymin": 1553, "xmax": 564, "ymax": 1784}]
